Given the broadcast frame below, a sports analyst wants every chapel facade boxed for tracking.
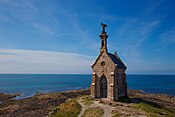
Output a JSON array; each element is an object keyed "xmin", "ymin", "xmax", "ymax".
[{"xmin": 90, "ymin": 23, "xmax": 127, "ymax": 101}]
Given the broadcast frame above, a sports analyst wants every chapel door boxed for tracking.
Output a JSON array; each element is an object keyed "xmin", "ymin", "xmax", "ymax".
[{"xmin": 100, "ymin": 75, "xmax": 107, "ymax": 98}]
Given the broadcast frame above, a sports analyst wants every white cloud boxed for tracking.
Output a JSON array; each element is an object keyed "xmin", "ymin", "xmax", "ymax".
[
  {"xmin": 0, "ymin": 0, "xmax": 58, "ymax": 35},
  {"xmin": 142, "ymin": 0, "xmax": 165, "ymax": 15},
  {"xmin": 115, "ymin": 18, "xmax": 160, "ymax": 46},
  {"xmin": 160, "ymin": 30, "xmax": 175, "ymax": 46},
  {"xmin": 0, "ymin": 15, "xmax": 14, "ymax": 23},
  {"xmin": 109, "ymin": 18, "xmax": 161, "ymax": 73},
  {"xmin": 32, "ymin": 23, "xmax": 56, "ymax": 35},
  {"xmin": 0, "ymin": 48, "xmax": 94, "ymax": 74},
  {"xmin": 152, "ymin": 29, "xmax": 175, "ymax": 50}
]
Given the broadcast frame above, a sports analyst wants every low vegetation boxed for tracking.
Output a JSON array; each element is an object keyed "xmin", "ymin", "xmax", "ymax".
[
  {"xmin": 134, "ymin": 102, "xmax": 175, "ymax": 117},
  {"xmin": 48, "ymin": 98, "xmax": 81, "ymax": 117},
  {"xmin": 0, "ymin": 93, "xmax": 20, "ymax": 102},
  {"xmin": 1, "ymin": 89, "xmax": 174, "ymax": 117},
  {"xmin": 82, "ymin": 107, "xmax": 104, "ymax": 117},
  {"xmin": 81, "ymin": 95, "xmax": 94, "ymax": 106}
]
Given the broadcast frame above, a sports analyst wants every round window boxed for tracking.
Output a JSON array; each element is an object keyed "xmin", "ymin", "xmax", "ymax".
[{"xmin": 101, "ymin": 61, "xmax": 105, "ymax": 66}]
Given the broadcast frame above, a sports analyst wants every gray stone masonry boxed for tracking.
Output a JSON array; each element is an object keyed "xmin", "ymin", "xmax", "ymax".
[{"xmin": 90, "ymin": 23, "xmax": 127, "ymax": 101}]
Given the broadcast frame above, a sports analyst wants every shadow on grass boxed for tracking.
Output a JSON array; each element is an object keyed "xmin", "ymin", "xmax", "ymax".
[
  {"xmin": 118, "ymin": 96, "xmax": 162, "ymax": 108},
  {"xmin": 118, "ymin": 96, "xmax": 175, "ymax": 116}
]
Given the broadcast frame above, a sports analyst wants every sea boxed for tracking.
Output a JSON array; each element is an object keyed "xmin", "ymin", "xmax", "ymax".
[{"xmin": 0, "ymin": 74, "xmax": 175, "ymax": 99}]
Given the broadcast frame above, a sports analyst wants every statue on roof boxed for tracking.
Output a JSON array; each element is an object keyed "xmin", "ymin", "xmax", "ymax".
[{"xmin": 101, "ymin": 23, "xmax": 107, "ymax": 33}]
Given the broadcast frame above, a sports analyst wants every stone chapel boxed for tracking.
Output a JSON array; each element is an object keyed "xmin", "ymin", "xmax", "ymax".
[{"xmin": 90, "ymin": 23, "xmax": 127, "ymax": 101}]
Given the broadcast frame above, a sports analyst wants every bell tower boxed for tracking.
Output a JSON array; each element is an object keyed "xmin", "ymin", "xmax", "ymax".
[
  {"xmin": 100, "ymin": 23, "xmax": 108, "ymax": 53},
  {"xmin": 90, "ymin": 23, "xmax": 127, "ymax": 101}
]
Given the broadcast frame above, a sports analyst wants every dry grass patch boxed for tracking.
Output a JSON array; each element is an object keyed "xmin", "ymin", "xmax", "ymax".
[
  {"xmin": 134, "ymin": 102, "xmax": 175, "ymax": 117},
  {"xmin": 48, "ymin": 98, "xmax": 81, "ymax": 117},
  {"xmin": 82, "ymin": 107, "xmax": 104, "ymax": 117},
  {"xmin": 81, "ymin": 95, "xmax": 94, "ymax": 106}
]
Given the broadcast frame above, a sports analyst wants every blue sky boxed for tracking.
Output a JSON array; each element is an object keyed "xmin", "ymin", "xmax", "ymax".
[{"xmin": 0, "ymin": 0, "xmax": 175, "ymax": 74}]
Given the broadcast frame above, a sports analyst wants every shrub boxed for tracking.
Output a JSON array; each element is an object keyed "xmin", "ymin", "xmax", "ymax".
[{"xmin": 48, "ymin": 98, "xmax": 81, "ymax": 117}]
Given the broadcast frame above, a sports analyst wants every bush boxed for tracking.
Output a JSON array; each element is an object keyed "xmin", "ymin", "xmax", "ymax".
[{"xmin": 48, "ymin": 98, "xmax": 81, "ymax": 117}]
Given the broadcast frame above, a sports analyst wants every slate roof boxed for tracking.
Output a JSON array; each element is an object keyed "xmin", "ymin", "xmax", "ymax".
[{"xmin": 108, "ymin": 53, "xmax": 127, "ymax": 69}]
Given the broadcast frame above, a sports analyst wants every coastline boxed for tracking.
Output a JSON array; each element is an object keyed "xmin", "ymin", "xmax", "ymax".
[
  {"xmin": 0, "ymin": 89, "xmax": 89, "ymax": 117},
  {"xmin": 0, "ymin": 93, "xmax": 21, "ymax": 102},
  {"xmin": 0, "ymin": 89, "xmax": 175, "ymax": 117}
]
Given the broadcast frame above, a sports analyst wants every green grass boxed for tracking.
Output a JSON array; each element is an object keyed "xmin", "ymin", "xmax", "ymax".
[
  {"xmin": 81, "ymin": 95, "xmax": 94, "ymax": 106},
  {"xmin": 82, "ymin": 107, "xmax": 104, "ymax": 117},
  {"xmin": 134, "ymin": 102, "xmax": 175, "ymax": 117},
  {"xmin": 48, "ymin": 98, "xmax": 81, "ymax": 117}
]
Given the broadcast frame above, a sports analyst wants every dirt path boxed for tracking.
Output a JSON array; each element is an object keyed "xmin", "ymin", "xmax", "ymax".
[
  {"xmin": 77, "ymin": 98, "xmax": 115, "ymax": 117},
  {"xmin": 77, "ymin": 98, "xmax": 87, "ymax": 117},
  {"xmin": 91, "ymin": 101, "xmax": 116, "ymax": 117}
]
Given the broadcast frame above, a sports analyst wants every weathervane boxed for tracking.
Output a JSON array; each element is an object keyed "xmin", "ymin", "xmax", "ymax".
[{"xmin": 101, "ymin": 23, "xmax": 107, "ymax": 33}]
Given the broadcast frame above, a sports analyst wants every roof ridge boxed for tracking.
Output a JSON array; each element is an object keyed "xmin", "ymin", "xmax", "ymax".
[{"xmin": 107, "ymin": 52, "xmax": 126, "ymax": 69}]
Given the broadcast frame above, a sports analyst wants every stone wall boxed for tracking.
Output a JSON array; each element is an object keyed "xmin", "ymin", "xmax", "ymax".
[
  {"xmin": 91, "ymin": 52, "xmax": 127, "ymax": 101},
  {"xmin": 91, "ymin": 52, "xmax": 116, "ymax": 100}
]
